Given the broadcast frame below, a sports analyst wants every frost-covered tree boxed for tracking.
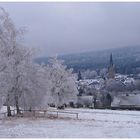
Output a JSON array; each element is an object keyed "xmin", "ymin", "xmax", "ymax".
[
  {"xmin": 133, "ymin": 80, "xmax": 140, "ymax": 90},
  {"xmin": 82, "ymin": 70, "xmax": 98, "ymax": 79},
  {"xmin": 48, "ymin": 57, "xmax": 78, "ymax": 108},
  {"xmin": 0, "ymin": 7, "xmax": 32, "ymax": 114},
  {"xmin": 99, "ymin": 68, "xmax": 108, "ymax": 79},
  {"xmin": 18, "ymin": 63, "xmax": 51, "ymax": 111},
  {"xmin": 125, "ymin": 81, "xmax": 135, "ymax": 92},
  {"xmin": 0, "ymin": 7, "xmax": 51, "ymax": 116},
  {"xmin": 105, "ymin": 79, "xmax": 125, "ymax": 93},
  {"xmin": 0, "ymin": 7, "xmax": 20, "ymax": 115}
]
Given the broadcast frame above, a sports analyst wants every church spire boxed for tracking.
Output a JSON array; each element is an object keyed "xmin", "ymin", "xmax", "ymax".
[
  {"xmin": 108, "ymin": 53, "xmax": 115, "ymax": 79},
  {"xmin": 110, "ymin": 53, "xmax": 113, "ymax": 66}
]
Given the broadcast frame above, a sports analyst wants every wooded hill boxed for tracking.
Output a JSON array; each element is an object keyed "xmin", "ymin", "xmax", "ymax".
[{"xmin": 35, "ymin": 46, "xmax": 140, "ymax": 74}]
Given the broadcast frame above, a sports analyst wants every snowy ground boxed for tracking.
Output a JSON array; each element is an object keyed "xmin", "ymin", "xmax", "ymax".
[{"xmin": 0, "ymin": 107, "xmax": 140, "ymax": 138}]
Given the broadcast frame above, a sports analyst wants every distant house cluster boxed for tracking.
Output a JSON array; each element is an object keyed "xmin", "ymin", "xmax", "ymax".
[{"xmin": 75, "ymin": 53, "xmax": 140, "ymax": 110}]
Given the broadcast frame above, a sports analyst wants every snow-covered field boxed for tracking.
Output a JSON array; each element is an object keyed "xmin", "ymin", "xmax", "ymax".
[{"xmin": 0, "ymin": 108, "xmax": 140, "ymax": 138}]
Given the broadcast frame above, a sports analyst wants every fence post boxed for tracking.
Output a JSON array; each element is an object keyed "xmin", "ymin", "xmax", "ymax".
[
  {"xmin": 76, "ymin": 113, "xmax": 78, "ymax": 119},
  {"xmin": 44, "ymin": 110, "xmax": 46, "ymax": 117},
  {"xmin": 14, "ymin": 109, "xmax": 16, "ymax": 115},
  {"xmin": 33, "ymin": 110, "xmax": 35, "ymax": 117},
  {"xmin": 12, "ymin": 110, "xmax": 14, "ymax": 116},
  {"xmin": 4, "ymin": 113, "xmax": 6, "ymax": 118},
  {"xmin": 56, "ymin": 111, "xmax": 58, "ymax": 118}
]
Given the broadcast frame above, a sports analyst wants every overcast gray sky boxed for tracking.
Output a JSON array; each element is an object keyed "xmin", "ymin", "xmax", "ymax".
[{"xmin": 0, "ymin": 2, "xmax": 140, "ymax": 56}]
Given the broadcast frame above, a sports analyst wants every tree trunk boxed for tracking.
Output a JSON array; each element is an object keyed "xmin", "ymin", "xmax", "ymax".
[
  {"xmin": 15, "ymin": 95, "xmax": 20, "ymax": 114},
  {"xmin": 93, "ymin": 97, "xmax": 97, "ymax": 109},
  {"xmin": 7, "ymin": 94, "xmax": 11, "ymax": 117},
  {"xmin": 7, "ymin": 105, "xmax": 12, "ymax": 117},
  {"xmin": 29, "ymin": 107, "xmax": 32, "ymax": 112},
  {"xmin": 57, "ymin": 92, "xmax": 64, "ymax": 109}
]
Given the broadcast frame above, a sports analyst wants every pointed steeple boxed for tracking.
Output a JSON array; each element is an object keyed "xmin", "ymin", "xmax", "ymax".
[
  {"xmin": 110, "ymin": 53, "xmax": 113, "ymax": 67},
  {"xmin": 108, "ymin": 53, "xmax": 115, "ymax": 79}
]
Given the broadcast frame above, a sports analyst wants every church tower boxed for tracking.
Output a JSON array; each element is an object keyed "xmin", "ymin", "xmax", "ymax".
[{"xmin": 108, "ymin": 53, "xmax": 115, "ymax": 79}]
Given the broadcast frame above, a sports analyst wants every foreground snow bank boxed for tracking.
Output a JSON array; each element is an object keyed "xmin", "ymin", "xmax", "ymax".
[{"xmin": 0, "ymin": 108, "xmax": 140, "ymax": 138}]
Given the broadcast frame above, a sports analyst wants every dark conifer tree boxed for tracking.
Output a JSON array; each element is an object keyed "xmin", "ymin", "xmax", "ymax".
[{"xmin": 77, "ymin": 71, "xmax": 82, "ymax": 81}]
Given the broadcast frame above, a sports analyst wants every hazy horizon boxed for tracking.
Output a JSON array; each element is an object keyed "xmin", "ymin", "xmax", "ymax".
[{"xmin": 1, "ymin": 2, "xmax": 140, "ymax": 56}]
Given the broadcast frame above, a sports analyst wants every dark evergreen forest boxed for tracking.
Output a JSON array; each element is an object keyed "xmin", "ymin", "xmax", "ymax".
[{"xmin": 35, "ymin": 46, "xmax": 140, "ymax": 74}]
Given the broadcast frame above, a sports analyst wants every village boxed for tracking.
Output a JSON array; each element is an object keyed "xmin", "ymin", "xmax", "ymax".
[{"xmin": 75, "ymin": 54, "xmax": 140, "ymax": 110}]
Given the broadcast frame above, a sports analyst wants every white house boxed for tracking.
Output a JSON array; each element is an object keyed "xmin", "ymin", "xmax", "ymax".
[{"xmin": 111, "ymin": 94, "xmax": 140, "ymax": 108}]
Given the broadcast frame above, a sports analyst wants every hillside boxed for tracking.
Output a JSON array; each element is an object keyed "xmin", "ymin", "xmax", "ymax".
[{"xmin": 35, "ymin": 46, "xmax": 140, "ymax": 74}]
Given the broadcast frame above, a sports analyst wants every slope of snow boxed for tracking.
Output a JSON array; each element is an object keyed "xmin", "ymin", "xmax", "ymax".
[{"xmin": 0, "ymin": 108, "xmax": 140, "ymax": 138}]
